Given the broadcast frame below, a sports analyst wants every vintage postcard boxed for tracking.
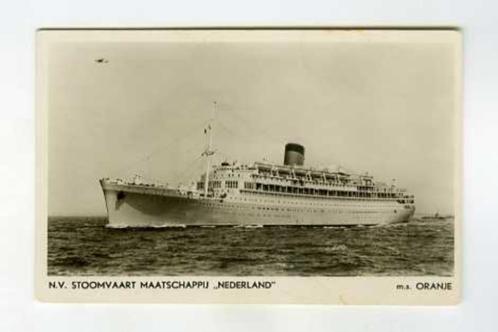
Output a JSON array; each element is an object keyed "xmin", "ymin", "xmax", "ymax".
[{"xmin": 36, "ymin": 29, "xmax": 461, "ymax": 304}]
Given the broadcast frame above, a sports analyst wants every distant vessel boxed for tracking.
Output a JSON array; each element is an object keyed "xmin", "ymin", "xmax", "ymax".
[
  {"xmin": 100, "ymin": 104, "xmax": 415, "ymax": 227},
  {"xmin": 421, "ymin": 212, "xmax": 447, "ymax": 220}
]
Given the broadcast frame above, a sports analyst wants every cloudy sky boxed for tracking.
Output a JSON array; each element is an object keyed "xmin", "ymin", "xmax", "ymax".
[{"xmin": 43, "ymin": 30, "xmax": 460, "ymax": 216}]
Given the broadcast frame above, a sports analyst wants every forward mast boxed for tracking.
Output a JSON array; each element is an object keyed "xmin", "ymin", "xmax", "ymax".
[{"xmin": 201, "ymin": 101, "xmax": 217, "ymax": 197}]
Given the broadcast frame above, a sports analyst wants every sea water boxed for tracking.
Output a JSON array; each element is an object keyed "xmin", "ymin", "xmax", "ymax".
[{"xmin": 48, "ymin": 217, "xmax": 454, "ymax": 276}]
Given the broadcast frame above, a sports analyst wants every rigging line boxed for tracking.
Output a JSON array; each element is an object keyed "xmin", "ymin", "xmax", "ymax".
[
  {"xmin": 216, "ymin": 121, "xmax": 248, "ymax": 142},
  {"xmin": 133, "ymin": 140, "xmax": 207, "ymax": 184},
  {"xmin": 215, "ymin": 106, "xmax": 363, "ymax": 173},
  {"xmin": 221, "ymin": 108, "xmax": 286, "ymax": 145},
  {"xmin": 179, "ymin": 163, "xmax": 204, "ymax": 184},
  {"xmin": 173, "ymin": 154, "xmax": 204, "ymax": 183},
  {"xmin": 113, "ymin": 125, "xmax": 206, "ymax": 177},
  {"xmin": 183, "ymin": 139, "xmax": 209, "ymax": 156},
  {"xmin": 214, "ymin": 123, "xmax": 284, "ymax": 164},
  {"xmin": 152, "ymin": 158, "xmax": 199, "ymax": 184},
  {"xmin": 214, "ymin": 149, "xmax": 231, "ymax": 162},
  {"xmin": 221, "ymin": 107, "xmax": 353, "ymax": 168},
  {"xmin": 211, "ymin": 102, "xmax": 286, "ymax": 146},
  {"xmin": 113, "ymin": 137, "xmax": 183, "ymax": 176},
  {"xmin": 216, "ymin": 120, "xmax": 268, "ymax": 148},
  {"xmin": 213, "ymin": 123, "xmax": 260, "ymax": 161}
]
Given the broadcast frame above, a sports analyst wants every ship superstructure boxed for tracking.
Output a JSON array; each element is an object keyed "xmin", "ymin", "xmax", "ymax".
[{"xmin": 100, "ymin": 103, "xmax": 415, "ymax": 227}]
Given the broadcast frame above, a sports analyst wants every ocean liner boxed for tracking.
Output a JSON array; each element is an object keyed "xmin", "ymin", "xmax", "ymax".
[{"xmin": 100, "ymin": 105, "xmax": 415, "ymax": 227}]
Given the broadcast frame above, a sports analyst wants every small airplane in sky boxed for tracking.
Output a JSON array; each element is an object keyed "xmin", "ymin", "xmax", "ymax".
[{"xmin": 94, "ymin": 58, "xmax": 109, "ymax": 64}]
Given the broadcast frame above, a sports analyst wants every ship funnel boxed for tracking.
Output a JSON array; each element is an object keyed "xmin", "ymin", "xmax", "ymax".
[{"xmin": 284, "ymin": 143, "xmax": 305, "ymax": 166}]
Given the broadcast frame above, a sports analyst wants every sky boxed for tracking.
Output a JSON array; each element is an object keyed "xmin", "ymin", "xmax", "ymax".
[{"xmin": 44, "ymin": 31, "xmax": 459, "ymax": 216}]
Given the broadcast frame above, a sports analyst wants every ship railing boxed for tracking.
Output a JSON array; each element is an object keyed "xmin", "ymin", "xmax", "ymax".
[
  {"xmin": 239, "ymin": 187, "xmax": 400, "ymax": 201},
  {"xmin": 252, "ymin": 174, "xmax": 358, "ymax": 188}
]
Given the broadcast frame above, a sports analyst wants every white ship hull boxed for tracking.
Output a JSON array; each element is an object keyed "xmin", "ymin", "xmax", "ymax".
[{"xmin": 101, "ymin": 180, "xmax": 415, "ymax": 227}]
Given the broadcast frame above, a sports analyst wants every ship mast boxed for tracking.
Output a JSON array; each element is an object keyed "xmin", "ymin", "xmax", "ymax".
[{"xmin": 202, "ymin": 101, "xmax": 216, "ymax": 197}]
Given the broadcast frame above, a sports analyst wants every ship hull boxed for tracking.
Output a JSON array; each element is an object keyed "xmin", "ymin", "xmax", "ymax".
[{"xmin": 101, "ymin": 181, "xmax": 415, "ymax": 227}]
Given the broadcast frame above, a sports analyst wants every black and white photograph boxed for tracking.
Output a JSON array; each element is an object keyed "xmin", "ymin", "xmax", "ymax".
[
  {"xmin": 7, "ymin": 0, "xmax": 498, "ymax": 329},
  {"xmin": 36, "ymin": 29, "xmax": 461, "ymax": 304}
]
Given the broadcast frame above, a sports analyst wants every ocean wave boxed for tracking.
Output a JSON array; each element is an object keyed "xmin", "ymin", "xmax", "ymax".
[
  {"xmin": 328, "ymin": 244, "xmax": 348, "ymax": 252},
  {"xmin": 106, "ymin": 224, "xmax": 187, "ymax": 229},
  {"xmin": 52, "ymin": 256, "xmax": 90, "ymax": 267},
  {"xmin": 378, "ymin": 222, "xmax": 409, "ymax": 229},
  {"xmin": 49, "ymin": 217, "xmax": 454, "ymax": 277}
]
